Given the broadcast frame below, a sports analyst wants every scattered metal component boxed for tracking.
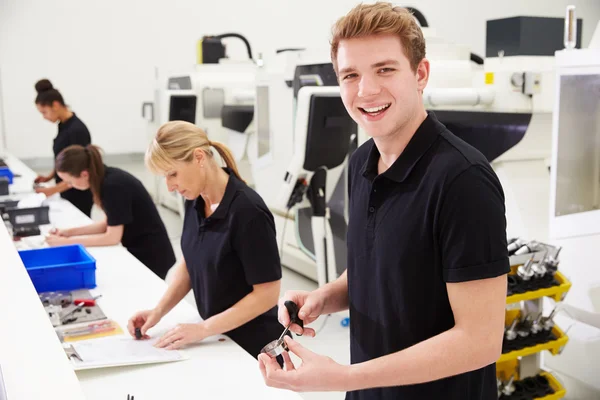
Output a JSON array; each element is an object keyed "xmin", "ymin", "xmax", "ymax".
[
  {"xmin": 505, "ymin": 319, "xmax": 519, "ymax": 341},
  {"xmin": 517, "ymin": 255, "xmax": 536, "ymax": 281}
]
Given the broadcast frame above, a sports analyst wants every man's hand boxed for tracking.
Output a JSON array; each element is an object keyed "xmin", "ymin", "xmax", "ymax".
[
  {"xmin": 258, "ymin": 336, "xmax": 349, "ymax": 392},
  {"xmin": 154, "ymin": 323, "xmax": 209, "ymax": 350},
  {"xmin": 278, "ymin": 290, "xmax": 326, "ymax": 337}
]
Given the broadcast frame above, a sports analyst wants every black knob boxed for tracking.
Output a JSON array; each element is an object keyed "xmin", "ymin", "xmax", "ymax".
[{"xmin": 284, "ymin": 300, "xmax": 303, "ymax": 330}]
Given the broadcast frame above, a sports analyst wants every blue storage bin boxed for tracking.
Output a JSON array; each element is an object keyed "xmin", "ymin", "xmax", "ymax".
[
  {"xmin": 0, "ymin": 166, "xmax": 14, "ymax": 184},
  {"xmin": 18, "ymin": 245, "xmax": 96, "ymax": 293}
]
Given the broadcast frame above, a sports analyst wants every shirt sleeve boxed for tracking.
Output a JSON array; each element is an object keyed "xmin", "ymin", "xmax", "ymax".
[
  {"xmin": 102, "ymin": 183, "xmax": 133, "ymax": 226},
  {"xmin": 437, "ymin": 165, "xmax": 510, "ymax": 282},
  {"xmin": 232, "ymin": 209, "xmax": 282, "ymax": 286}
]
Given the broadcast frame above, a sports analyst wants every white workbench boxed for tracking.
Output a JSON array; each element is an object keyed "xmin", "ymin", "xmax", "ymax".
[{"xmin": 0, "ymin": 153, "xmax": 301, "ymax": 400}]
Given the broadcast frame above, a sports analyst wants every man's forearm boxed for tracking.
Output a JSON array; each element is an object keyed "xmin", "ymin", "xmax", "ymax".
[
  {"xmin": 347, "ymin": 326, "xmax": 500, "ymax": 391},
  {"xmin": 319, "ymin": 270, "xmax": 349, "ymax": 314}
]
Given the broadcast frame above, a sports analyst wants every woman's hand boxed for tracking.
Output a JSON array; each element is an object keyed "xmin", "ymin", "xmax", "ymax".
[
  {"xmin": 154, "ymin": 323, "xmax": 209, "ymax": 350},
  {"xmin": 128, "ymin": 309, "xmax": 163, "ymax": 339},
  {"xmin": 45, "ymin": 234, "xmax": 71, "ymax": 246}
]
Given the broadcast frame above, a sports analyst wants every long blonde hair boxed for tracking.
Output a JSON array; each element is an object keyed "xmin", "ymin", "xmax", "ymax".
[{"xmin": 146, "ymin": 120, "xmax": 245, "ymax": 182}]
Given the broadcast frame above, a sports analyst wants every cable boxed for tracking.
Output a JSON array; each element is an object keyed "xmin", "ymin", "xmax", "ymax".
[
  {"xmin": 405, "ymin": 7, "xmax": 429, "ymax": 27},
  {"xmin": 314, "ymin": 314, "xmax": 331, "ymax": 335},
  {"xmin": 215, "ymin": 33, "xmax": 254, "ymax": 61}
]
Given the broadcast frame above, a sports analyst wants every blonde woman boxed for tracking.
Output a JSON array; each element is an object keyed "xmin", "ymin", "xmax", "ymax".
[{"xmin": 128, "ymin": 121, "xmax": 286, "ymax": 361}]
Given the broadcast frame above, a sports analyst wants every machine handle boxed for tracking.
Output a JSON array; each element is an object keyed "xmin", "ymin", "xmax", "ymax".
[{"xmin": 141, "ymin": 102, "xmax": 154, "ymax": 122}]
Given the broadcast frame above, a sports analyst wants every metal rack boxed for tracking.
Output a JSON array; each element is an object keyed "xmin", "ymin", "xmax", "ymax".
[{"xmin": 496, "ymin": 243, "xmax": 570, "ymax": 399}]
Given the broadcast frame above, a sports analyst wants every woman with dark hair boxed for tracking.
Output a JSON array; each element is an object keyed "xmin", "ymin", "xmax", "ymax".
[
  {"xmin": 45, "ymin": 144, "xmax": 176, "ymax": 280},
  {"xmin": 33, "ymin": 79, "xmax": 94, "ymax": 217}
]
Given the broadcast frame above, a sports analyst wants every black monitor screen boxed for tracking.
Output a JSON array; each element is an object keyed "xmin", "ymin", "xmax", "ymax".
[
  {"xmin": 303, "ymin": 95, "xmax": 357, "ymax": 171},
  {"xmin": 169, "ymin": 96, "xmax": 197, "ymax": 124}
]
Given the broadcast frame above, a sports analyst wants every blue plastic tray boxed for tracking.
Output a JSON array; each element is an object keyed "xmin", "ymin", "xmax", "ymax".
[
  {"xmin": 0, "ymin": 166, "xmax": 14, "ymax": 184},
  {"xmin": 18, "ymin": 245, "xmax": 96, "ymax": 293}
]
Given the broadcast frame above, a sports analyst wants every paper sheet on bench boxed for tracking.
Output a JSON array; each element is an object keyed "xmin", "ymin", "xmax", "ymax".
[{"xmin": 70, "ymin": 336, "xmax": 187, "ymax": 370}]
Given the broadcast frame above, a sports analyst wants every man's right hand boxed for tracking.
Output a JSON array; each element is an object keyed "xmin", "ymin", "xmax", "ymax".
[
  {"xmin": 127, "ymin": 309, "xmax": 162, "ymax": 339},
  {"xmin": 278, "ymin": 290, "xmax": 326, "ymax": 337}
]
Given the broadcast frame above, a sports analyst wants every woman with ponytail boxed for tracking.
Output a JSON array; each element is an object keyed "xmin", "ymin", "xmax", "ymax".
[
  {"xmin": 33, "ymin": 79, "xmax": 94, "ymax": 217},
  {"xmin": 45, "ymin": 144, "xmax": 176, "ymax": 280},
  {"xmin": 127, "ymin": 121, "xmax": 286, "ymax": 362}
]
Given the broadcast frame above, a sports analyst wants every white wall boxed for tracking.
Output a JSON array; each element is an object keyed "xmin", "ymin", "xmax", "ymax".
[{"xmin": 1, "ymin": 0, "xmax": 599, "ymax": 159}]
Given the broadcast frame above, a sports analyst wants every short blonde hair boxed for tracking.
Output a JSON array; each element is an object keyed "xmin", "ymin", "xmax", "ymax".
[
  {"xmin": 146, "ymin": 120, "xmax": 245, "ymax": 182},
  {"xmin": 330, "ymin": 2, "xmax": 426, "ymax": 73}
]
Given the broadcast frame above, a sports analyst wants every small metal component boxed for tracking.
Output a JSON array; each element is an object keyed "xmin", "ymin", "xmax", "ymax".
[
  {"xmin": 531, "ymin": 313, "xmax": 544, "ymax": 334},
  {"xmin": 532, "ymin": 252, "xmax": 548, "ymax": 278},
  {"xmin": 515, "ymin": 240, "xmax": 541, "ymax": 255},
  {"xmin": 542, "ymin": 307, "xmax": 558, "ymax": 332},
  {"xmin": 564, "ymin": 5, "xmax": 577, "ymax": 49},
  {"xmin": 517, "ymin": 314, "xmax": 533, "ymax": 338},
  {"xmin": 502, "ymin": 375, "xmax": 516, "ymax": 396},
  {"xmin": 507, "ymin": 238, "xmax": 525, "ymax": 254},
  {"xmin": 261, "ymin": 300, "xmax": 303, "ymax": 357},
  {"xmin": 135, "ymin": 327, "xmax": 142, "ymax": 340},
  {"xmin": 517, "ymin": 255, "xmax": 535, "ymax": 281},
  {"xmin": 261, "ymin": 338, "xmax": 289, "ymax": 358},
  {"xmin": 505, "ymin": 319, "xmax": 519, "ymax": 341},
  {"xmin": 545, "ymin": 247, "xmax": 562, "ymax": 273}
]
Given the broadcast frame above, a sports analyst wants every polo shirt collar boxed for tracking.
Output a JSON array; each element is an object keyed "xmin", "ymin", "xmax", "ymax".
[
  {"xmin": 361, "ymin": 111, "xmax": 444, "ymax": 183},
  {"xmin": 193, "ymin": 168, "xmax": 238, "ymax": 220}
]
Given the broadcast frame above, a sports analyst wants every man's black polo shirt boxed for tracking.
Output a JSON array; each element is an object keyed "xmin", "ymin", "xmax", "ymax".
[
  {"xmin": 181, "ymin": 169, "xmax": 284, "ymax": 359},
  {"xmin": 345, "ymin": 112, "xmax": 509, "ymax": 400}
]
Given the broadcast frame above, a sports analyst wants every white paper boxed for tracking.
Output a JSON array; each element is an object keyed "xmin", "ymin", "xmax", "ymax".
[
  {"xmin": 16, "ymin": 192, "xmax": 46, "ymax": 208},
  {"xmin": 69, "ymin": 336, "xmax": 187, "ymax": 370}
]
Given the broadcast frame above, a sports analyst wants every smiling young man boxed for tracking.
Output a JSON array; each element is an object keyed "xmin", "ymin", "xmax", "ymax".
[{"xmin": 258, "ymin": 3, "xmax": 510, "ymax": 400}]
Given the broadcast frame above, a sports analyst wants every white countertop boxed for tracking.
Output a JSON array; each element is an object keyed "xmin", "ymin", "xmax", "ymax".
[{"xmin": 0, "ymin": 153, "xmax": 301, "ymax": 400}]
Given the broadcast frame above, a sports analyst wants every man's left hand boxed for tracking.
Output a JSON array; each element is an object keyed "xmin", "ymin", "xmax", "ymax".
[
  {"xmin": 154, "ymin": 323, "xmax": 208, "ymax": 350},
  {"xmin": 258, "ymin": 336, "xmax": 350, "ymax": 392}
]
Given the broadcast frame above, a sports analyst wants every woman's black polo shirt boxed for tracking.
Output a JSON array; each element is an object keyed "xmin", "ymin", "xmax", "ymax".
[
  {"xmin": 181, "ymin": 169, "xmax": 283, "ymax": 358},
  {"xmin": 345, "ymin": 112, "xmax": 510, "ymax": 400}
]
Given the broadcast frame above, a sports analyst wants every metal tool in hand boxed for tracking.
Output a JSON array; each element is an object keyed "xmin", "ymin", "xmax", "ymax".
[{"xmin": 261, "ymin": 300, "xmax": 303, "ymax": 357}]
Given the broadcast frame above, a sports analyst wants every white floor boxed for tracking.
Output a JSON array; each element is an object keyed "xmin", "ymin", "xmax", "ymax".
[{"xmin": 29, "ymin": 158, "xmax": 600, "ymax": 400}]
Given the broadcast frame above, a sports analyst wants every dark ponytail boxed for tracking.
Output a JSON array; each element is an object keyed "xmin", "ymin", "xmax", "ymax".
[
  {"xmin": 55, "ymin": 145, "xmax": 105, "ymax": 207},
  {"xmin": 34, "ymin": 79, "xmax": 66, "ymax": 107},
  {"xmin": 210, "ymin": 141, "xmax": 245, "ymax": 183}
]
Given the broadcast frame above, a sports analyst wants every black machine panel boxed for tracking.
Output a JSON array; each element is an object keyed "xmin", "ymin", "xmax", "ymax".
[
  {"xmin": 433, "ymin": 110, "xmax": 532, "ymax": 162},
  {"xmin": 169, "ymin": 96, "xmax": 197, "ymax": 124},
  {"xmin": 293, "ymin": 63, "xmax": 339, "ymax": 98},
  {"xmin": 221, "ymin": 105, "xmax": 254, "ymax": 134},
  {"xmin": 486, "ymin": 16, "xmax": 582, "ymax": 57},
  {"xmin": 303, "ymin": 95, "xmax": 357, "ymax": 172}
]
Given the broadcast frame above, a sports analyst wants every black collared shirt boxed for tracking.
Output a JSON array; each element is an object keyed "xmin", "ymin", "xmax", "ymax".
[
  {"xmin": 346, "ymin": 112, "xmax": 509, "ymax": 400},
  {"xmin": 53, "ymin": 113, "xmax": 93, "ymax": 216},
  {"xmin": 181, "ymin": 169, "xmax": 283, "ymax": 358},
  {"xmin": 101, "ymin": 166, "xmax": 176, "ymax": 279}
]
